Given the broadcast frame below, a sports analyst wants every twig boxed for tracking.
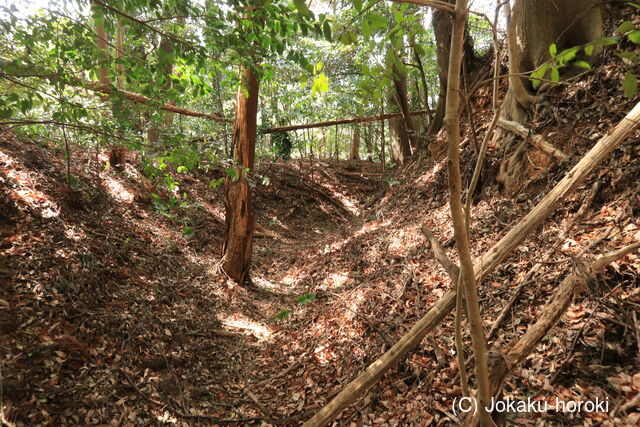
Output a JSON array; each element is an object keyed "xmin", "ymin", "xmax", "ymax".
[{"xmin": 634, "ymin": 311, "xmax": 640, "ymax": 357}]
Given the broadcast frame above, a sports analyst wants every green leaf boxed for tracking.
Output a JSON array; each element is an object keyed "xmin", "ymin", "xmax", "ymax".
[
  {"xmin": 623, "ymin": 72, "xmax": 638, "ymax": 98},
  {"xmin": 361, "ymin": 19, "xmax": 371, "ymax": 39},
  {"xmin": 574, "ymin": 60, "xmax": 591, "ymax": 69},
  {"xmin": 556, "ymin": 47, "xmax": 579, "ymax": 66},
  {"xmin": 550, "ymin": 67, "xmax": 560, "ymax": 82},
  {"xmin": 628, "ymin": 30, "xmax": 640, "ymax": 43},
  {"xmin": 226, "ymin": 167, "xmax": 239, "ymax": 181},
  {"xmin": 210, "ymin": 177, "xmax": 225, "ymax": 188},
  {"xmin": 339, "ymin": 31, "xmax": 358, "ymax": 45},
  {"xmin": 616, "ymin": 51, "xmax": 640, "ymax": 62},
  {"xmin": 616, "ymin": 20, "xmax": 635, "ymax": 34},
  {"xmin": 311, "ymin": 73, "xmax": 329, "ymax": 95},
  {"xmin": 274, "ymin": 309, "xmax": 292, "ymax": 321},
  {"xmin": 549, "ymin": 43, "xmax": 557, "ymax": 57},
  {"xmin": 590, "ymin": 36, "xmax": 620, "ymax": 47},
  {"xmin": 296, "ymin": 293, "xmax": 316, "ymax": 304},
  {"xmin": 584, "ymin": 44, "xmax": 594, "ymax": 56},
  {"xmin": 366, "ymin": 13, "xmax": 388, "ymax": 31},
  {"xmin": 293, "ymin": 0, "xmax": 312, "ymax": 16},
  {"xmin": 628, "ymin": 2, "xmax": 640, "ymax": 9},
  {"xmin": 353, "ymin": 0, "xmax": 363, "ymax": 12},
  {"xmin": 322, "ymin": 20, "xmax": 332, "ymax": 41},
  {"xmin": 530, "ymin": 63, "xmax": 550, "ymax": 89}
]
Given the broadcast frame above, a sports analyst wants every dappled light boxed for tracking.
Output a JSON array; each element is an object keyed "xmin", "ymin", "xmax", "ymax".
[
  {"xmin": 0, "ymin": 149, "xmax": 60, "ymax": 218},
  {"xmin": 2, "ymin": 0, "xmax": 640, "ymax": 425}
]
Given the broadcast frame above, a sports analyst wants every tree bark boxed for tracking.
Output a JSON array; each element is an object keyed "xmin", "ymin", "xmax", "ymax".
[
  {"xmin": 502, "ymin": 0, "xmax": 603, "ymax": 122},
  {"xmin": 387, "ymin": 85, "xmax": 412, "ymax": 165},
  {"xmin": 222, "ymin": 66, "xmax": 259, "ymax": 283},
  {"xmin": 443, "ymin": 0, "xmax": 492, "ymax": 424},
  {"xmin": 429, "ymin": 0, "xmax": 474, "ymax": 134},
  {"xmin": 91, "ymin": 1, "xmax": 111, "ymax": 86},
  {"xmin": 350, "ymin": 125, "xmax": 360, "ymax": 160}
]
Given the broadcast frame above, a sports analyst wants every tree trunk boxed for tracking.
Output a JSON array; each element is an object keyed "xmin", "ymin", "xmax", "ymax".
[
  {"xmin": 222, "ymin": 66, "xmax": 259, "ymax": 284},
  {"xmin": 115, "ymin": 20, "xmax": 125, "ymax": 88},
  {"xmin": 429, "ymin": 0, "xmax": 475, "ymax": 134},
  {"xmin": 380, "ymin": 103, "xmax": 386, "ymax": 170},
  {"xmin": 502, "ymin": 0, "xmax": 603, "ymax": 123},
  {"xmin": 386, "ymin": 86, "xmax": 412, "ymax": 165},
  {"xmin": 91, "ymin": 1, "xmax": 110, "ymax": 86},
  {"xmin": 392, "ymin": 65, "xmax": 418, "ymax": 151},
  {"xmin": 350, "ymin": 125, "xmax": 360, "ymax": 160}
]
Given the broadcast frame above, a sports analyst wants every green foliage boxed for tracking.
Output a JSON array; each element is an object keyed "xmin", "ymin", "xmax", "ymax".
[
  {"xmin": 296, "ymin": 293, "xmax": 316, "ymax": 304},
  {"xmin": 272, "ymin": 131, "xmax": 293, "ymax": 159},
  {"xmin": 623, "ymin": 72, "xmax": 638, "ymax": 98},
  {"xmin": 274, "ymin": 309, "xmax": 292, "ymax": 321}
]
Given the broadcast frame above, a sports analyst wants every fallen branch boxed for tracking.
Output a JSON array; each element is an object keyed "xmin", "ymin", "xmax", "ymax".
[
  {"xmin": 421, "ymin": 225, "xmax": 459, "ymax": 282},
  {"xmin": 388, "ymin": 0, "xmax": 456, "ymax": 13},
  {"xmin": 1, "ymin": 62, "xmax": 231, "ymax": 123},
  {"xmin": 486, "ymin": 242, "xmax": 640, "ymax": 398},
  {"xmin": 498, "ymin": 119, "xmax": 567, "ymax": 161},
  {"xmin": 302, "ymin": 100, "xmax": 640, "ymax": 426},
  {"xmin": 83, "ymin": 81, "xmax": 232, "ymax": 123},
  {"xmin": 261, "ymin": 110, "xmax": 433, "ymax": 134}
]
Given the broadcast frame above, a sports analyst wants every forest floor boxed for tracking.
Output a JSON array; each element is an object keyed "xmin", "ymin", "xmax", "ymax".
[{"xmin": 2, "ymin": 60, "xmax": 640, "ymax": 427}]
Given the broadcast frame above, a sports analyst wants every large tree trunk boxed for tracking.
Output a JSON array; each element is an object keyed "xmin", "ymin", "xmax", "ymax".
[
  {"xmin": 497, "ymin": 0, "xmax": 604, "ymax": 191},
  {"xmin": 502, "ymin": 0, "xmax": 604, "ymax": 123},
  {"xmin": 429, "ymin": 0, "xmax": 474, "ymax": 134},
  {"xmin": 222, "ymin": 66, "xmax": 259, "ymax": 284}
]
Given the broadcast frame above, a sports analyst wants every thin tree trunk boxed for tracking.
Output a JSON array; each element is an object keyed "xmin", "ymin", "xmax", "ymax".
[
  {"xmin": 92, "ymin": 1, "xmax": 110, "ymax": 86},
  {"xmin": 443, "ymin": 0, "xmax": 492, "ymax": 424},
  {"xmin": 334, "ymin": 125, "xmax": 339, "ymax": 160},
  {"xmin": 413, "ymin": 45, "xmax": 433, "ymax": 124},
  {"xmin": 351, "ymin": 125, "xmax": 360, "ymax": 160},
  {"xmin": 115, "ymin": 20, "xmax": 125, "ymax": 88},
  {"xmin": 380, "ymin": 103, "xmax": 386, "ymax": 171},
  {"xmin": 222, "ymin": 66, "xmax": 259, "ymax": 283}
]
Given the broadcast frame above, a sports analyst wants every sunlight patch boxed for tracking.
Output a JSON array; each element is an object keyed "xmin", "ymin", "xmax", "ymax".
[
  {"xmin": 0, "ymin": 149, "xmax": 60, "ymax": 218},
  {"xmin": 102, "ymin": 176, "xmax": 135, "ymax": 203},
  {"xmin": 253, "ymin": 276, "xmax": 279, "ymax": 290},
  {"xmin": 219, "ymin": 313, "xmax": 272, "ymax": 341},
  {"xmin": 320, "ymin": 271, "xmax": 351, "ymax": 290}
]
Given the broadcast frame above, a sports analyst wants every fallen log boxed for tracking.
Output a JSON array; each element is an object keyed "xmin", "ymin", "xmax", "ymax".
[
  {"xmin": 303, "ymin": 100, "xmax": 640, "ymax": 427},
  {"xmin": 261, "ymin": 110, "xmax": 433, "ymax": 134}
]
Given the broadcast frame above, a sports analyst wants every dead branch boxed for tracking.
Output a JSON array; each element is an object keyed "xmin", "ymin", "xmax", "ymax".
[
  {"xmin": 84, "ymin": 81, "xmax": 232, "ymax": 123},
  {"xmin": 388, "ymin": 0, "xmax": 456, "ymax": 13},
  {"xmin": 421, "ymin": 225, "xmax": 459, "ymax": 282},
  {"xmin": 498, "ymin": 119, "xmax": 567, "ymax": 160},
  {"xmin": 261, "ymin": 110, "xmax": 433, "ymax": 134},
  {"xmin": 486, "ymin": 241, "xmax": 640, "ymax": 398},
  {"xmin": 301, "ymin": 100, "xmax": 640, "ymax": 427}
]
